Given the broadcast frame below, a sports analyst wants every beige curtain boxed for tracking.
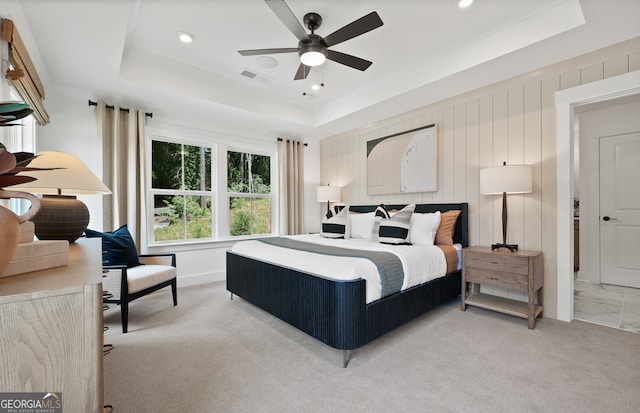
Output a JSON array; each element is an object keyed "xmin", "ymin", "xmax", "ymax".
[
  {"xmin": 278, "ymin": 138, "xmax": 305, "ymax": 235},
  {"xmin": 96, "ymin": 102, "xmax": 147, "ymax": 251}
]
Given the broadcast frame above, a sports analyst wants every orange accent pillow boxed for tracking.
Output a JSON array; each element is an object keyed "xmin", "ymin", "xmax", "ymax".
[{"xmin": 435, "ymin": 210, "xmax": 461, "ymax": 245}]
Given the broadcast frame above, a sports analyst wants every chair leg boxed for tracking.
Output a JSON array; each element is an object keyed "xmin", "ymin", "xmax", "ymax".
[
  {"xmin": 171, "ymin": 279, "xmax": 177, "ymax": 306},
  {"xmin": 121, "ymin": 301, "xmax": 129, "ymax": 334}
]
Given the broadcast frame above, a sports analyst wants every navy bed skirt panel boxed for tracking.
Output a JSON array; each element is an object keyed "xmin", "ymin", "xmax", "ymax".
[{"xmin": 226, "ymin": 251, "xmax": 368, "ymax": 349}]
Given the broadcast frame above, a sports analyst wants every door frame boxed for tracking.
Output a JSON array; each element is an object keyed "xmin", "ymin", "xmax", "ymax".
[{"xmin": 555, "ymin": 70, "xmax": 640, "ymax": 322}]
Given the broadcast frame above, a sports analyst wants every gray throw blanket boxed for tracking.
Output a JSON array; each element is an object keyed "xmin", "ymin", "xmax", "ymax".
[{"xmin": 258, "ymin": 237, "xmax": 404, "ymax": 298}]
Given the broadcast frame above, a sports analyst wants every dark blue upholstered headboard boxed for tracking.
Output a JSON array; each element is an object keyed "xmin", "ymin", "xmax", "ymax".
[{"xmin": 347, "ymin": 203, "xmax": 469, "ymax": 247}]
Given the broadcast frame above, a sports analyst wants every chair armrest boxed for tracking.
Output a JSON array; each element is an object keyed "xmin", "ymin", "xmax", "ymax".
[
  {"xmin": 138, "ymin": 253, "xmax": 176, "ymax": 267},
  {"xmin": 103, "ymin": 264, "xmax": 128, "ymax": 270}
]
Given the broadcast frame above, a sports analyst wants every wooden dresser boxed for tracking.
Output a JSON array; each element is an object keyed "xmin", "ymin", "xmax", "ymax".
[
  {"xmin": 462, "ymin": 246, "xmax": 543, "ymax": 329},
  {"xmin": 0, "ymin": 238, "xmax": 104, "ymax": 412}
]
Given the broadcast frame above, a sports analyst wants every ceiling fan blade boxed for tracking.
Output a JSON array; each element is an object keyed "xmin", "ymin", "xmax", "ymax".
[
  {"xmin": 265, "ymin": 0, "xmax": 309, "ymax": 42},
  {"xmin": 326, "ymin": 50, "xmax": 372, "ymax": 71},
  {"xmin": 323, "ymin": 11, "xmax": 383, "ymax": 47},
  {"xmin": 238, "ymin": 48, "xmax": 298, "ymax": 56},
  {"xmin": 294, "ymin": 63, "xmax": 311, "ymax": 80}
]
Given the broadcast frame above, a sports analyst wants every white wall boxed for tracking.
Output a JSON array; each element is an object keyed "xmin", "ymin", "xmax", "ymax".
[{"xmin": 320, "ymin": 38, "xmax": 640, "ymax": 319}]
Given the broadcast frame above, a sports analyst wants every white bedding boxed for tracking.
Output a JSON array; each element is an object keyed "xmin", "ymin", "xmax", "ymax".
[{"xmin": 231, "ymin": 234, "xmax": 455, "ymax": 304}]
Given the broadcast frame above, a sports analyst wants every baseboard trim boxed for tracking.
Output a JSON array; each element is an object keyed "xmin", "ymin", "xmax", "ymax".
[{"xmin": 177, "ymin": 270, "xmax": 225, "ymax": 288}]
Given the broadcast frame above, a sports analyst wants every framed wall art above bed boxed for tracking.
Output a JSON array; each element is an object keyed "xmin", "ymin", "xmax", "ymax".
[{"xmin": 366, "ymin": 123, "xmax": 438, "ymax": 195}]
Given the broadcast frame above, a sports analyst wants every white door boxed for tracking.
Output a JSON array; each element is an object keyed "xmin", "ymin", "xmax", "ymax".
[{"xmin": 600, "ymin": 132, "xmax": 640, "ymax": 287}]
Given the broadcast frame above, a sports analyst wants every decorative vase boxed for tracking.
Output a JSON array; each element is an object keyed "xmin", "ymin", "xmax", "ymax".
[{"xmin": 0, "ymin": 189, "xmax": 41, "ymax": 274}]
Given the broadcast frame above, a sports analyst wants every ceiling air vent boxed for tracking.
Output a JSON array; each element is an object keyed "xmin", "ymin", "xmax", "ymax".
[
  {"xmin": 240, "ymin": 69, "xmax": 257, "ymax": 79},
  {"xmin": 240, "ymin": 69, "xmax": 272, "ymax": 83}
]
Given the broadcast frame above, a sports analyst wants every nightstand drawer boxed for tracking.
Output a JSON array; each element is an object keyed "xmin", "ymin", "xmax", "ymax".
[
  {"xmin": 464, "ymin": 266, "xmax": 528, "ymax": 291},
  {"xmin": 464, "ymin": 251, "xmax": 528, "ymax": 275}
]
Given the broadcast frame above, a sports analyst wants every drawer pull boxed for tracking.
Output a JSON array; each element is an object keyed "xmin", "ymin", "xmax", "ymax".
[
  {"xmin": 490, "ymin": 261, "xmax": 499, "ymax": 264},
  {"xmin": 489, "ymin": 277, "xmax": 498, "ymax": 280}
]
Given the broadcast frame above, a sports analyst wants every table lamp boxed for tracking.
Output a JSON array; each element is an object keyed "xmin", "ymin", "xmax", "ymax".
[
  {"xmin": 480, "ymin": 162, "xmax": 532, "ymax": 252},
  {"xmin": 11, "ymin": 151, "xmax": 111, "ymax": 242},
  {"xmin": 316, "ymin": 184, "xmax": 341, "ymax": 216}
]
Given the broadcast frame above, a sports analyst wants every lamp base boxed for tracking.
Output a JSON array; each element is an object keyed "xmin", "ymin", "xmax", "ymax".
[
  {"xmin": 491, "ymin": 243, "xmax": 519, "ymax": 252},
  {"xmin": 32, "ymin": 195, "xmax": 89, "ymax": 242}
]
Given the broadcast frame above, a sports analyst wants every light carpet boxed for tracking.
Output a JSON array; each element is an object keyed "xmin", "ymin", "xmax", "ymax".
[{"xmin": 103, "ymin": 281, "xmax": 640, "ymax": 412}]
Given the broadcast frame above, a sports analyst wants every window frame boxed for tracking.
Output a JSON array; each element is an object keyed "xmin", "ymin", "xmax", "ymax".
[
  {"xmin": 146, "ymin": 130, "xmax": 277, "ymax": 247},
  {"xmin": 147, "ymin": 134, "xmax": 216, "ymax": 246}
]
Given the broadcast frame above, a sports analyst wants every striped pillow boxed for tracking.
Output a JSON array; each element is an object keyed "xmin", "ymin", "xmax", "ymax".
[
  {"xmin": 325, "ymin": 202, "xmax": 348, "ymax": 219},
  {"xmin": 370, "ymin": 204, "xmax": 390, "ymax": 241},
  {"xmin": 379, "ymin": 204, "xmax": 415, "ymax": 245},
  {"xmin": 321, "ymin": 206, "xmax": 351, "ymax": 239}
]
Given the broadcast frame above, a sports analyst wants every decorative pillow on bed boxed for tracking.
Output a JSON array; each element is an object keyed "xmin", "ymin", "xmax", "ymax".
[
  {"xmin": 370, "ymin": 204, "xmax": 390, "ymax": 241},
  {"xmin": 409, "ymin": 211, "xmax": 441, "ymax": 245},
  {"xmin": 321, "ymin": 206, "xmax": 351, "ymax": 239},
  {"xmin": 350, "ymin": 211, "xmax": 375, "ymax": 239},
  {"xmin": 325, "ymin": 202, "xmax": 348, "ymax": 219},
  {"xmin": 435, "ymin": 210, "xmax": 461, "ymax": 245},
  {"xmin": 379, "ymin": 204, "xmax": 415, "ymax": 245}
]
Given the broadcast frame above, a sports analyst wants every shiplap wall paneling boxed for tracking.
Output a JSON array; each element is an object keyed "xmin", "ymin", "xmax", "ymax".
[
  {"xmin": 508, "ymin": 86, "xmax": 526, "ymax": 252},
  {"xmin": 630, "ymin": 51, "xmax": 640, "ymax": 71},
  {"xmin": 478, "ymin": 95, "xmax": 494, "ymax": 249},
  {"xmin": 523, "ymin": 81, "xmax": 543, "ymax": 251},
  {"xmin": 604, "ymin": 55, "xmax": 629, "ymax": 79},
  {"xmin": 560, "ymin": 69, "xmax": 581, "ymax": 90},
  {"xmin": 541, "ymin": 74, "xmax": 560, "ymax": 312},
  {"xmin": 491, "ymin": 91, "xmax": 509, "ymax": 246},
  {"xmin": 465, "ymin": 99, "xmax": 480, "ymax": 247},
  {"xmin": 441, "ymin": 107, "xmax": 455, "ymax": 203},
  {"xmin": 581, "ymin": 63, "xmax": 604, "ymax": 84},
  {"xmin": 454, "ymin": 103, "xmax": 467, "ymax": 203}
]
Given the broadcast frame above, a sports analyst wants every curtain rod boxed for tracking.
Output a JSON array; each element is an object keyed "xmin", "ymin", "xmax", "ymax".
[
  {"xmin": 277, "ymin": 137, "xmax": 307, "ymax": 146},
  {"xmin": 88, "ymin": 100, "xmax": 153, "ymax": 118}
]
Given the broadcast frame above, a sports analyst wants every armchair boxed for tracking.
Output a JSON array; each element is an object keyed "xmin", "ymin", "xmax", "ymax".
[
  {"xmin": 103, "ymin": 253, "xmax": 177, "ymax": 333},
  {"xmin": 85, "ymin": 225, "xmax": 178, "ymax": 333}
]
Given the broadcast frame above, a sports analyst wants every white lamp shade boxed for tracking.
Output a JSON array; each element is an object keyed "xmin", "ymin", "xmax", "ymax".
[
  {"xmin": 11, "ymin": 151, "xmax": 111, "ymax": 195},
  {"xmin": 480, "ymin": 164, "xmax": 532, "ymax": 195},
  {"xmin": 316, "ymin": 185, "xmax": 341, "ymax": 202}
]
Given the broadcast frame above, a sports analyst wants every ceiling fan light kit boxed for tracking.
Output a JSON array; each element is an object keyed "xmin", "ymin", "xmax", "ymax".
[
  {"xmin": 238, "ymin": 0, "xmax": 383, "ymax": 80},
  {"xmin": 299, "ymin": 42, "xmax": 327, "ymax": 66}
]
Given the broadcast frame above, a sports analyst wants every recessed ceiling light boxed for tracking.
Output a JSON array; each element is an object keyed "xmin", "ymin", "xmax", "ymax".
[
  {"xmin": 458, "ymin": 0, "xmax": 473, "ymax": 8},
  {"xmin": 177, "ymin": 31, "xmax": 194, "ymax": 43}
]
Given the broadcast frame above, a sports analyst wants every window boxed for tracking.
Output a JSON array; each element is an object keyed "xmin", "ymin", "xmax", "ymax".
[
  {"xmin": 227, "ymin": 151, "xmax": 271, "ymax": 236},
  {"xmin": 149, "ymin": 137, "xmax": 274, "ymax": 244},
  {"xmin": 150, "ymin": 140, "xmax": 213, "ymax": 242}
]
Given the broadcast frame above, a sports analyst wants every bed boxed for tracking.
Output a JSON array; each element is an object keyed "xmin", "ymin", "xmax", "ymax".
[{"xmin": 226, "ymin": 203, "xmax": 469, "ymax": 367}]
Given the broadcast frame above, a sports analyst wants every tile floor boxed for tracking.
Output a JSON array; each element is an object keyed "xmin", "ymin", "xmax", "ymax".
[{"xmin": 574, "ymin": 279, "xmax": 640, "ymax": 333}]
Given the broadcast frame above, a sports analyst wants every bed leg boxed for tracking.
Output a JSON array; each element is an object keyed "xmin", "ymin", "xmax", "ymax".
[
  {"xmin": 230, "ymin": 292, "xmax": 234, "ymax": 300},
  {"xmin": 343, "ymin": 350, "xmax": 351, "ymax": 368}
]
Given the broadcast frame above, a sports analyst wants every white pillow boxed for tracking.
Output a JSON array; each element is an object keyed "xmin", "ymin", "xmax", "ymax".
[
  {"xmin": 409, "ymin": 211, "xmax": 441, "ymax": 245},
  {"xmin": 350, "ymin": 212, "xmax": 375, "ymax": 239}
]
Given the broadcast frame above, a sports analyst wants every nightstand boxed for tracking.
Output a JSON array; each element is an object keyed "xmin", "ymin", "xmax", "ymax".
[{"xmin": 462, "ymin": 246, "xmax": 543, "ymax": 329}]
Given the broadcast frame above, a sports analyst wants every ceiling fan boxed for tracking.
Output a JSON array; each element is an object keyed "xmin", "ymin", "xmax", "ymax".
[{"xmin": 238, "ymin": 0, "xmax": 383, "ymax": 80}]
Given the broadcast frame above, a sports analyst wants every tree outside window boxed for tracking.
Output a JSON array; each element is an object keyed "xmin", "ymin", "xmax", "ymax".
[
  {"xmin": 151, "ymin": 140, "xmax": 212, "ymax": 242},
  {"xmin": 228, "ymin": 151, "xmax": 271, "ymax": 236}
]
